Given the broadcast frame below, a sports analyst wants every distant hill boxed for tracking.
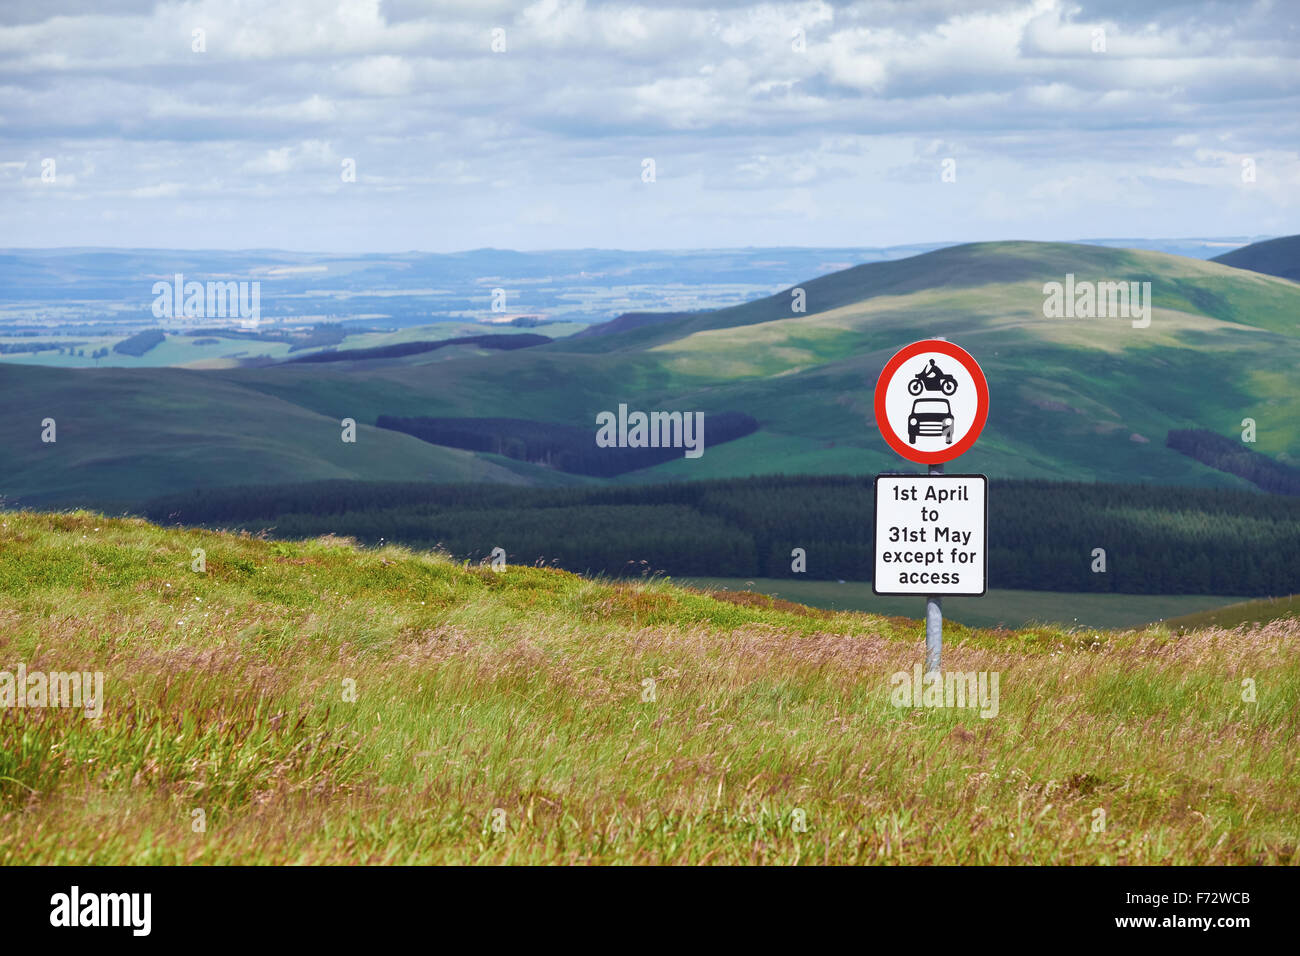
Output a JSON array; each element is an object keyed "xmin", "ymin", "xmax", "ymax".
[
  {"xmin": 560, "ymin": 240, "xmax": 1300, "ymax": 353},
  {"xmin": 0, "ymin": 363, "xmax": 541, "ymax": 508},
  {"xmin": 570, "ymin": 311, "xmax": 698, "ymax": 341},
  {"xmin": 281, "ymin": 332, "xmax": 551, "ymax": 364},
  {"xmin": 7, "ymin": 240, "xmax": 1300, "ymax": 505},
  {"xmin": 213, "ymin": 241, "xmax": 1300, "ymax": 492},
  {"xmin": 1211, "ymin": 235, "xmax": 1300, "ymax": 281}
]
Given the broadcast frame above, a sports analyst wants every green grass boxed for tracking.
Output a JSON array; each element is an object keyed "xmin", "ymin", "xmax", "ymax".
[
  {"xmin": 1164, "ymin": 594, "xmax": 1300, "ymax": 632},
  {"xmin": 682, "ymin": 578, "xmax": 1250, "ymax": 630},
  {"xmin": 0, "ymin": 510, "xmax": 1295, "ymax": 865}
]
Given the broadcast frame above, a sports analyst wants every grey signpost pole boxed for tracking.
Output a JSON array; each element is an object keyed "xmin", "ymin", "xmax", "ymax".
[{"xmin": 925, "ymin": 462, "xmax": 943, "ymax": 674}]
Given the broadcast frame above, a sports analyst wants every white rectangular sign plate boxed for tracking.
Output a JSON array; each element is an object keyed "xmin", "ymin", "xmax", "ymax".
[{"xmin": 873, "ymin": 474, "xmax": 987, "ymax": 596}]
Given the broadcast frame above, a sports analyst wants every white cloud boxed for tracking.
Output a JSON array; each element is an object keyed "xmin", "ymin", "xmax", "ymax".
[
  {"xmin": 242, "ymin": 140, "xmax": 336, "ymax": 175},
  {"xmin": 129, "ymin": 181, "xmax": 183, "ymax": 198},
  {"xmin": 336, "ymin": 55, "xmax": 416, "ymax": 96},
  {"xmin": 0, "ymin": 0, "xmax": 1295, "ymax": 250}
]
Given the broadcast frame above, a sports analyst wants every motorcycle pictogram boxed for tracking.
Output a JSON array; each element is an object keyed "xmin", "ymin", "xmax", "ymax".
[{"xmin": 907, "ymin": 359, "xmax": 958, "ymax": 396}]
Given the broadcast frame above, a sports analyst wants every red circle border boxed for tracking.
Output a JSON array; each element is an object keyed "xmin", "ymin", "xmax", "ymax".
[{"xmin": 873, "ymin": 339, "xmax": 989, "ymax": 465}]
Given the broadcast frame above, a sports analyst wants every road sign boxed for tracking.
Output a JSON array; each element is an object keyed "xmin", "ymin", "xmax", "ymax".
[
  {"xmin": 873, "ymin": 474, "xmax": 987, "ymax": 596},
  {"xmin": 874, "ymin": 339, "xmax": 989, "ymax": 464}
]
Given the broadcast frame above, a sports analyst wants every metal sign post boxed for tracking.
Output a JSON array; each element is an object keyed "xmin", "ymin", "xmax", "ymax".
[{"xmin": 926, "ymin": 462, "xmax": 943, "ymax": 674}]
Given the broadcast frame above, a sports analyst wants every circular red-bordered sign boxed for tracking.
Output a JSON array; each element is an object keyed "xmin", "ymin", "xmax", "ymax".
[{"xmin": 874, "ymin": 339, "xmax": 988, "ymax": 464}]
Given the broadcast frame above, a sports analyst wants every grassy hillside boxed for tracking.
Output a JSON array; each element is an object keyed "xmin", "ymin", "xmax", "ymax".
[
  {"xmin": 0, "ymin": 510, "xmax": 1294, "ymax": 864},
  {"xmin": 6, "ymin": 240, "xmax": 1300, "ymax": 504},
  {"xmin": 0, "ymin": 363, "xmax": 536, "ymax": 508},
  {"xmin": 215, "ymin": 241, "xmax": 1300, "ymax": 490}
]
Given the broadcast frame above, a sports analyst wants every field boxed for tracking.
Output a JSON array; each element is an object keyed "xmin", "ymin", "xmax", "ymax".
[
  {"xmin": 684, "ymin": 578, "xmax": 1249, "ymax": 630},
  {"xmin": 0, "ymin": 321, "xmax": 587, "ymax": 370},
  {"xmin": 1, "ymin": 510, "xmax": 1295, "ymax": 864}
]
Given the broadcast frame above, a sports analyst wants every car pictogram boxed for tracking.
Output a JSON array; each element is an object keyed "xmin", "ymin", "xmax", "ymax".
[{"xmin": 908, "ymin": 398, "xmax": 954, "ymax": 444}]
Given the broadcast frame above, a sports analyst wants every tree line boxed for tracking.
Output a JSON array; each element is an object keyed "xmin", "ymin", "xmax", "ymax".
[
  {"xmin": 1167, "ymin": 428, "xmax": 1300, "ymax": 496},
  {"xmin": 284, "ymin": 333, "xmax": 551, "ymax": 364},
  {"xmin": 377, "ymin": 412, "xmax": 759, "ymax": 477},
  {"xmin": 141, "ymin": 475, "xmax": 1300, "ymax": 595},
  {"xmin": 112, "ymin": 328, "xmax": 165, "ymax": 356}
]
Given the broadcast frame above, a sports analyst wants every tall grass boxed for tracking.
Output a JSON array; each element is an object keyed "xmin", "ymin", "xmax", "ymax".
[{"xmin": 1, "ymin": 511, "xmax": 1295, "ymax": 864}]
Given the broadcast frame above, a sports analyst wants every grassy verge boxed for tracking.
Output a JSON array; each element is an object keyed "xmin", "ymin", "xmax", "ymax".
[{"xmin": 0, "ymin": 511, "xmax": 1295, "ymax": 864}]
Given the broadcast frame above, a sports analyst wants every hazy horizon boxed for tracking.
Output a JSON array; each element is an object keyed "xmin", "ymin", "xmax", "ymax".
[{"xmin": 0, "ymin": 234, "xmax": 1276, "ymax": 256}]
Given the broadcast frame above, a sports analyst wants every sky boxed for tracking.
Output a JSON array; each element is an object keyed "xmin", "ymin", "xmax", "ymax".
[{"xmin": 0, "ymin": 0, "xmax": 1296, "ymax": 252}]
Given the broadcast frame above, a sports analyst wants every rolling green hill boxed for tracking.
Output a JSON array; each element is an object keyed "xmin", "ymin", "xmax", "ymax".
[
  {"xmin": 5, "ymin": 240, "xmax": 1300, "ymax": 505},
  {"xmin": 212, "ymin": 241, "xmax": 1300, "ymax": 490},
  {"xmin": 1211, "ymin": 235, "xmax": 1300, "ymax": 282},
  {"xmin": 0, "ymin": 363, "xmax": 538, "ymax": 508}
]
